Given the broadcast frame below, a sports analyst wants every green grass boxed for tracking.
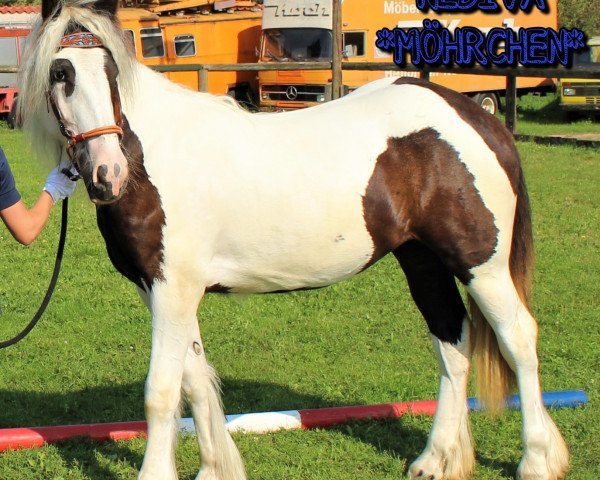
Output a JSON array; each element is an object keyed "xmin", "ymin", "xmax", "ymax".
[
  {"xmin": 0, "ymin": 123, "xmax": 598, "ymax": 479},
  {"xmin": 500, "ymin": 92, "xmax": 600, "ymax": 136}
]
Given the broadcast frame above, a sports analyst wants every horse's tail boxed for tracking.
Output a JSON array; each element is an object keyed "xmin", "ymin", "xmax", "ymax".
[
  {"xmin": 470, "ymin": 169, "xmax": 533, "ymax": 412},
  {"xmin": 206, "ymin": 364, "xmax": 247, "ymax": 480}
]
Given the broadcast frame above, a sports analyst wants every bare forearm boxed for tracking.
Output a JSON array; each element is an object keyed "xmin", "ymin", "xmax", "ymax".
[{"xmin": 0, "ymin": 192, "xmax": 54, "ymax": 245}]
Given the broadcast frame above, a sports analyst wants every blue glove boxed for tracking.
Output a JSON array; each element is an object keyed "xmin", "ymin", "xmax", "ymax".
[{"xmin": 43, "ymin": 161, "xmax": 78, "ymax": 204}]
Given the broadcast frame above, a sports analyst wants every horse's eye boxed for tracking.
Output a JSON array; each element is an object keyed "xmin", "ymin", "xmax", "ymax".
[
  {"xmin": 52, "ymin": 69, "xmax": 66, "ymax": 82},
  {"xmin": 50, "ymin": 59, "xmax": 74, "ymax": 87}
]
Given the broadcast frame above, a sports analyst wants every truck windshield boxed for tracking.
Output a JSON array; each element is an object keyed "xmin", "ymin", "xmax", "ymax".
[
  {"xmin": 261, "ymin": 28, "xmax": 332, "ymax": 62},
  {"xmin": 573, "ymin": 45, "xmax": 600, "ymax": 66}
]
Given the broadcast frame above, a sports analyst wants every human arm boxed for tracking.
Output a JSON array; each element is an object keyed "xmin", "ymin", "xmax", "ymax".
[
  {"xmin": 0, "ymin": 192, "xmax": 54, "ymax": 245},
  {"xmin": 0, "ymin": 161, "xmax": 77, "ymax": 245}
]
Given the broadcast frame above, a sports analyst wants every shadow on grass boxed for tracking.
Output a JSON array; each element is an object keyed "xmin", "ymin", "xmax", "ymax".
[
  {"xmin": 517, "ymin": 96, "xmax": 565, "ymax": 125},
  {"xmin": 476, "ymin": 454, "xmax": 517, "ymax": 479},
  {"xmin": 514, "ymin": 95, "xmax": 600, "ymax": 126},
  {"xmin": 330, "ymin": 417, "xmax": 428, "ymax": 469},
  {"xmin": 329, "ymin": 418, "xmax": 521, "ymax": 478},
  {"xmin": 0, "ymin": 378, "xmax": 519, "ymax": 479},
  {"xmin": 52, "ymin": 438, "xmax": 144, "ymax": 480}
]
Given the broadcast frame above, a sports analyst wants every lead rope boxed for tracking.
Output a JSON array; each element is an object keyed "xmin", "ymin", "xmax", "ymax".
[{"xmin": 0, "ymin": 197, "xmax": 69, "ymax": 349}]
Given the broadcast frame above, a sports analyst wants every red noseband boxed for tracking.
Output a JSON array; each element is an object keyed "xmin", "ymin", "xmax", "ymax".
[{"xmin": 68, "ymin": 125, "xmax": 124, "ymax": 146}]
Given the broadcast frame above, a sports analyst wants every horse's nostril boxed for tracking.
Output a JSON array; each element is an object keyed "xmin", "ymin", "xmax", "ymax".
[
  {"xmin": 91, "ymin": 181, "xmax": 116, "ymax": 202},
  {"xmin": 92, "ymin": 181, "xmax": 107, "ymax": 194},
  {"xmin": 114, "ymin": 163, "xmax": 121, "ymax": 176},
  {"xmin": 96, "ymin": 164, "xmax": 109, "ymax": 183}
]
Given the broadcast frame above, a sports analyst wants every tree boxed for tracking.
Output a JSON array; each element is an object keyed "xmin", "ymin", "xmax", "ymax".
[
  {"xmin": 559, "ymin": 0, "xmax": 600, "ymax": 35},
  {"xmin": 0, "ymin": 0, "xmax": 41, "ymax": 5}
]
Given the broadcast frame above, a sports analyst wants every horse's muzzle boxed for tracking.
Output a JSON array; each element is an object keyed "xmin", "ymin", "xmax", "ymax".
[
  {"xmin": 90, "ymin": 180, "xmax": 118, "ymax": 203},
  {"xmin": 89, "ymin": 168, "xmax": 128, "ymax": 204}
]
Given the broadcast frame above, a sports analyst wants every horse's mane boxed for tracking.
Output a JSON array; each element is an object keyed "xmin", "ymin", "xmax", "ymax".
[{"xmin": 18, "ymin": 0, "xmax": 137, "ymax": 163}]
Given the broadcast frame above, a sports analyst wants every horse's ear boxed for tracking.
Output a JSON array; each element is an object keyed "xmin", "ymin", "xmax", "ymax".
[
  {"xmin": 91, "ymin": 0, "xmax": 120, "ymax": 17},
  {"xmin": 41, "ymin": 0, "xmax": 62, "ymax": 20}
]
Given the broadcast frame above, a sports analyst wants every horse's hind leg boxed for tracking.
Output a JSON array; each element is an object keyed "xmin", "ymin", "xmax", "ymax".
[
  {"xmin": 182, "ymin": 322, "xmax": 246, "ymax": 480},
  {"xmin": 394, "ymin": 241, "xmax": 474, "ymax": 480},
  {"xmin": 467, "ymin": 269, "xmax": 569, "ymax": 480}
]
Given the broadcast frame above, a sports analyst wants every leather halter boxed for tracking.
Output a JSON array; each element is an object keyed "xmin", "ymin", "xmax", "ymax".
[{"xmin": 49, "ymin": 32, "xmax": 124, "ymax": 157}]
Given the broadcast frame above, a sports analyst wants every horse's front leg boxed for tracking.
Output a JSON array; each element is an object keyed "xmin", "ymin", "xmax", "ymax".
[
  {"xmin": 138, "ymin": 280, "xmax": 204, "ymax": 480},
  {"xmin": 182, "ymin": 322, "xmax": 246, "ymax": 480}
]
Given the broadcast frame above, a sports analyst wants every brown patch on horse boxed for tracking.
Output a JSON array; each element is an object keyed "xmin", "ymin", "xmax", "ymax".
[
  {"xmin": 393, "ymin": 77, "xmax": 534, "ymax": 301},
  {"xmin": 95, "ymin": 54, "xmax": 165, "ymax": 290},
  {"xmin": 393, "ymin": 77, "xmax": 521, "ymax": 194},
  {"xmin": 394, "ymin": 240, "xmax": 468, "ymax": 344},
  {"xmin": 362, "ymin": 128, "xmax": 498, "ymax": 284},
  {"xmin": 96, "ymin": 115, "xmax": 165, "ymax": 290},
  {"xmin": 206, "ymin": 283, "xmax": 231, "ymax": 294}
]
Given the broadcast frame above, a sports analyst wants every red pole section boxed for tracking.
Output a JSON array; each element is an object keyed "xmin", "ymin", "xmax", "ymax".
[
  {"xmin": 0, "ymin": 421, "xmax": 147, "ymax": 452},
  {"xmin": 300, "ymin": 400, "xmax": 438, "ymax": 429}
]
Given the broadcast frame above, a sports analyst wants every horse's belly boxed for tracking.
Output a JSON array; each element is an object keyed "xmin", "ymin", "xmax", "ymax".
[
  {"xmin": 205, "ymin": 210, "xmax": 375, "ymax": 293},
  {"xmin": 207, "ymin": 250, "xmax": 372, "ymax": 293}
]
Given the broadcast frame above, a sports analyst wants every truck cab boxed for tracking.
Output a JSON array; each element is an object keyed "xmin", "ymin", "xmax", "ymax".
[
  {"xmin": 257, "ymin": 0, "xmax": 557, "ymax": 113},
  {"xmin": 259, "ymin": 1, "xmax": 335, "ymax": 109},
  {"xmin": 559, "ymin": 36, "xmax": 600, "ymax": 118}
]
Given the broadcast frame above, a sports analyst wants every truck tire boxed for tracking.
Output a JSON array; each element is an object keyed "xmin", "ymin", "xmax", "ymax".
[
  {"xmin": 472, "ymin": 92, "xmax": 499, "ymax": 115},
  {"xmin": 227, "ymin": 83, "xmax": 258, "ymax": 111},
  {"xmin": 7, "ymin": 99, "xmax": 19, "ymax": 129}
]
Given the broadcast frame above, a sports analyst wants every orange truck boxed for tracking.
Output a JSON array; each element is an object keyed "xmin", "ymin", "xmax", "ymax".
[
  {"xmin": 258, "ymin": 0, "xmax": 558, "ymax": 113},
  {"xmin": 118, "ymin": 0, "xmax": 262, "ymax": 101},
  {"xmin": 0, "ymin": 2, "xmax": 262, "ymax": 118},
  {"xmin": 0, "ymin": 4, "xmax": 36, "ymax": 120}
]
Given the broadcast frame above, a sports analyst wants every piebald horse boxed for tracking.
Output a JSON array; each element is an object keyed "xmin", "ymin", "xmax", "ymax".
[{"xmin": 18, "ymin": 0, "xmax": 569, "ymax": 479}]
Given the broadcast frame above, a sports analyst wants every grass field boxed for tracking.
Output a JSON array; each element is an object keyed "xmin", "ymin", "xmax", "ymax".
[
  {"xmin": 502, "ymin": 92, "xmax": 600, "ymax": 137},
  {"xmin": 0, "ymin": 117, "xmax": 598, "ymax": 479}
]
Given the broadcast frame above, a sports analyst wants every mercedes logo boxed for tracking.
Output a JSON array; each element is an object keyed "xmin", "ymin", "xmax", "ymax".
[{"xmin": 285, "ymin": 85, "xmax": 298, "ymax": 100}]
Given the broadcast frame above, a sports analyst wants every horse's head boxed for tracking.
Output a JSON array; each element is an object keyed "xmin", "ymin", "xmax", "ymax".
[
  {"xmin": 39, "ymin": 0, "xmax": 131, "ymax": 204},
  {"xmin": 49, "ymin": 39, "xmax": 128, "ymax": 204}
]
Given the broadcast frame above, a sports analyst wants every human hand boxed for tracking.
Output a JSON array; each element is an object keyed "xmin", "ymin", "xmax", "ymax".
[{"xmin": 43, "ymin": 161, "xmax": 78, "ymax": 204}]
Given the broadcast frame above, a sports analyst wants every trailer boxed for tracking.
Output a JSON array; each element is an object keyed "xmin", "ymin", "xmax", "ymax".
[
  {"xmin": 0, "ymin": 2, "xmax": 263, "ymax": 123},
  {"xmin": 0, "ymin": 27, "xmax": 31, "ymax": 124},
  {"xmin": 258, "ymin": 0, "xmax": 558, "ymax": 113},
  {"xmin": 118, "ymin": 0, "xmax": 262, "ymax": 103}
]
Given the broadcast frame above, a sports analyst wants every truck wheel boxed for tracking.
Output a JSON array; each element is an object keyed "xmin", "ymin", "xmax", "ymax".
[
  {"xmin": 227, "ymin": 84, "xmax": 258, "ymax": 111},
  {"xmin": 7, "ymin": 99, "xmax": 19, "ymax": 129},
  {"xmin": 472, "ymin": 93, "xmax": 499, "ymax": 115}
]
